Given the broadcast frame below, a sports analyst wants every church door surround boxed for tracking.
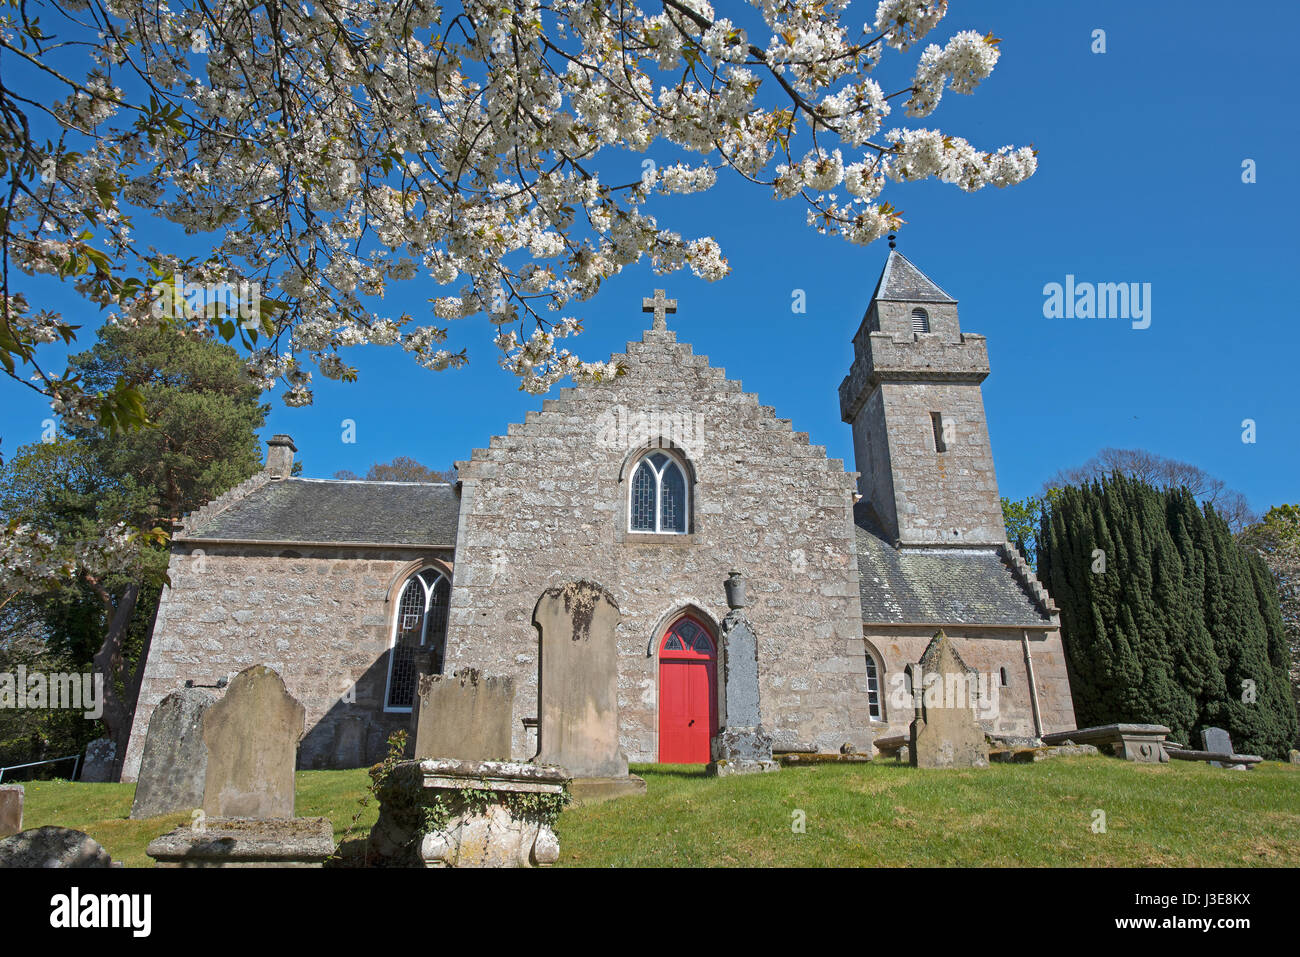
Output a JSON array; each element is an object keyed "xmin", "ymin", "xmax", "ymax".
[{"xmin": 658, "ymin": 615, "xmax": 717, "ymax": 764}]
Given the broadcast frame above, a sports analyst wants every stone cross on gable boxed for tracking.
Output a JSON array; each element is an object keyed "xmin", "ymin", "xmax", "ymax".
[{"xmin": 642, "ymin": 288, "xmax": 677, "ymax": 331}]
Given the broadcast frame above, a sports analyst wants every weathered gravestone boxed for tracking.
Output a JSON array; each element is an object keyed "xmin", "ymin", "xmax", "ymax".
[
  {"xmin": 0, "ymin": 785, "xmax": 23, "ymax": 837},
  {"xmin": 0, "ymin": 826, "xmax": 114, "ymax": 868},
  {"xmin": 146, "ymin": 665, "xmax": 334, "ymax": 867},
  {"xmin": 533, "ymin": 581, "xmax": 645, "ymax": 803},
  {"xmin": 411, "ymin": 668, "xmax": 513, "ymax": 761},
  {"xmin": 1202, "ymin": 727, "xmax": 1234, "ymax": 769},
  {"xmin": 79, "ymin": 737, "xmax": 116, "ymax": 783},
  {"xmin": 202, "ymin": 664, "xmax": 303, "ymax": 819},
  {"xmin": 130, "ymin": 686, "xmax": 216, "ymax": 819},
  {"xmin": 368, "ymin": 759, "xmax": 571, "ymax": 868},
  {"xmin": 370, "ymin": 665, "xmax": 571, "ymax": 867},
  {"xmin": 907, "ymin": 631, "xmax": 989, "ymax": 769},
  {"xmin": 707, "ymin": 577, "xmax": 777, "ymax": 776},
  {"xmin": 1290, "ymin": 749, "xmax": 1300, "ymax": 765}
]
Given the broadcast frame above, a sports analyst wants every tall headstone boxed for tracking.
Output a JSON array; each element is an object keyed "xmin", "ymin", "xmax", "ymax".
[
  {"xmin": 1201, "ymin": 727, "xmax": 1234, "ymax": 769},
  {"xmin": 411, "ymin": 668, "xmax": 514, "ymax": 761},
  {"xmin": 533, "ymin": 581, "xmax": 644, "ymax": 802},
  {"xmin": 908, "ymin": 631, "xmax": 990, "ymax": 769},
  {"xmin": 202, "ymin": 665, "xmax": 304, "ymax": 819},
  {"xmin": 130, "ymin": 687, "xmax": 215, "ymax": 819},
  {"xmin": 0, "ymin": 785, "xmax": 23, "ymax": 838},
  {"xmin": 708, "ymin": 575, "xmax": 777, "ymax": 776}
]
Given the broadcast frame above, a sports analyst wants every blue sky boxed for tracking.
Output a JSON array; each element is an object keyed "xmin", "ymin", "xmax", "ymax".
[{"xmin": 4, "ymin": 0, "xmax": 1297, "ymax": 513}]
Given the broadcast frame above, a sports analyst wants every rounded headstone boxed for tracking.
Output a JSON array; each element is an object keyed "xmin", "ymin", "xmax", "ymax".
[
  {"xmin": 0, "ymin": 826, "xmax": 113, "ymax": 868},
  {"xmin": 130, "ymin": 686, "xmax": 216, "ymax": 819},
  {"xmin": 80, "ymin": 737, "xmax": 117, "ymax": 782}
]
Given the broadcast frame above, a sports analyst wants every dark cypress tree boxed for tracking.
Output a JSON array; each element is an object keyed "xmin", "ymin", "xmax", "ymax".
[{"xmin": 1039, "ymin": 475, "xmax": 1297, "ymax": 758}]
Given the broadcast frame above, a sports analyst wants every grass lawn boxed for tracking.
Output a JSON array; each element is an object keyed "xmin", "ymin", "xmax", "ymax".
[{"xmin": 13, "ymin": 755, "xmax": 1300, "ymax": 867}]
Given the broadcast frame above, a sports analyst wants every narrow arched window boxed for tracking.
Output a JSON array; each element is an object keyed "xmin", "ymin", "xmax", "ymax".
[
  {"xmin": 865, "ymin": 649, "xmax": 884, "ymax": 721},
  {"xmin": 384, "ymin": 567, "xmax": 450, "ymax": 711},
  {"xmin": 999, "ymin": 667, "xmax": 1009, "ymax": 688},
  {"xmin": 911, "ymin": 307, "xmax": 930, "ymax": 334},
  {"xmin": 629, "ymin": 451, "xmax": 689, "ymax": 534}
]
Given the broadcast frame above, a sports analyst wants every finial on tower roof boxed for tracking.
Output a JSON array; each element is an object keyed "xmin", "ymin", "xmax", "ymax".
[{"xmin": 888, "ymin": 234, "xmax": 896, "ymax": 250}]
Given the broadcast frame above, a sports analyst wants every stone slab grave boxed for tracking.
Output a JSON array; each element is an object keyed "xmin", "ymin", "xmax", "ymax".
[
  {"xmin": 907, "ymin": 631, "xmax": 990, "ymax": 769},
  {"xmin": 707, "ymin": 576, "xmax": 779, "ymax": 776},
  {"xmin": 130, "ymin": 686, "xmax": 215, "ymax": 819},
  {"xmin": 872, "ymin": 734, "xmax": 908, "ymax": 761},
  {"xmin": 0, "ymin": 826, "xmax": 115, "ymax": 868},
  {"xmin": 1042, "ymin": 724, "xmax": 1171, "ymax": 763},
  {"xmin": 1163, "ymin": 727, "xmax": 1263, "ymax": 770},
  {"xmin": 989, "ymin": 744, "xmax": 1100, "ymax": 763},
  {"xmin": 533, "ymin": 580, "xmax": 646, "ymax": 804},
  {"xmin": 411, "ymin": 668, "xmax": 513, "ymax": 761},
  {"xmin": 368, "ymin": 759, "xmax": 570, "ymax": 868},
  {"xmin": 146, "ymin": 665, "xmax": 333, "ymax": 867}
]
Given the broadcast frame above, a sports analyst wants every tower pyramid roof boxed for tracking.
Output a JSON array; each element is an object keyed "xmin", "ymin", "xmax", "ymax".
[{"xmin": 870, "ymin": 249, "xmax": 957, "ymax": 304}]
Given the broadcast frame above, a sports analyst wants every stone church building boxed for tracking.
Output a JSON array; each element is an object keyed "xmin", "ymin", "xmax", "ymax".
[{"xmin": 122, "ymin": 251, "xmax": 1076, "ymax": 780}]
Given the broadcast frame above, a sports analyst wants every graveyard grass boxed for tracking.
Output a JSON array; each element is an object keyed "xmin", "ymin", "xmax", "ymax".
[{"xmin": 16, "ymin": 755, "xmax": 1300, "ymax": 867}]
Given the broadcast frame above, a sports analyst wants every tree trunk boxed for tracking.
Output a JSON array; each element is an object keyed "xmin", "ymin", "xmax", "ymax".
[{"xmin": 89, "ymin": 581, "xmax": 141, "ymax": 782}]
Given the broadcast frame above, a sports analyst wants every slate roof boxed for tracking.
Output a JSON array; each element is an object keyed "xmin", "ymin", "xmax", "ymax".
[
  {"xmin": 854, "ymin": 504, "xmax": 1051, "ymax": 627},
  {"xmin": 870, "ymin": 250, "xmax": 957, "ymax": 304},
  {"xmin": 183, "ymin": 478, "xmax": 459, "ymax": 547}
]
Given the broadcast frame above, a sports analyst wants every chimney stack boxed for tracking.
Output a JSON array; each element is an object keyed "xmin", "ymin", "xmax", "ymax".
[{"xmin": 266, "ymin": 434, "xmax": 296, "ymax": 479}]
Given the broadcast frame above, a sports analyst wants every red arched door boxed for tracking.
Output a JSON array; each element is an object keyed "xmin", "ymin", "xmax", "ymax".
[{"xmin": 658, "ymin": 616, "xmax": 717, "ymax": 764}]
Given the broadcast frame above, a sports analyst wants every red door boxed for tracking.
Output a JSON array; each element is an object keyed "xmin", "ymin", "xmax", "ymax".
[{"xmin": 658, "ymin": 617, "xmax": 717, "ymax": 763}]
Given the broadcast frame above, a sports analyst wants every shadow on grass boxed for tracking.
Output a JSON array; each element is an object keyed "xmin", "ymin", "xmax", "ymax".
[{"xmin": 630, "ymin": 763, "xmax": 710, "ymax": 779}]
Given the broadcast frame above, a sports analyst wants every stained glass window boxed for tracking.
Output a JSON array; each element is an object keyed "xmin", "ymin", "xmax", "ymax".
[
  {"xmin": 385, "ymin": 568, "xmax": 451, "ymax": 710},
  {"xmin": 662, "ymin": 617, "xmax": 713, "ymax": 656},
  {"xmin": 628, "ymin": 451, "xmax": 689, "ymax": 534},
  {"xmin": 631, "ymin": 460, "xmax": 656, "ymax": 531}
]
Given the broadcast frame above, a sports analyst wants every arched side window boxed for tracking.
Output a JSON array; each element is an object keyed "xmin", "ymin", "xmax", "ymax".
[
  {"xmin": 384, "ymin": 567, "xmax": 450, "ymax": 712},
  {"xmin": 911, "ymin": 307, "xmax": 930, "ymax": 334},
  {"xmin": 864, "ymin": 649, "xmax": 884, "ymax": 721},
  {"xmin": 629, "ymin": 451, "xmax": 689, "ymax": 534}
]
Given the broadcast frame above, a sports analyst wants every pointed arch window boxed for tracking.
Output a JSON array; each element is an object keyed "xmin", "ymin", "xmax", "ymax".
[
  {"xmin": 911, "ymin": 307, "xmax": 930, "ymax": 334},
  {"xmin": 629, "ymin": 451, "xmax": 689, "ymax": 534},
  {"xmin": 865, "ymin": 646, "xmax": 885, "ymax": 721},
  {"xmin": 384, "ymin": 568, "xmax": 450, "ymax": 712}
]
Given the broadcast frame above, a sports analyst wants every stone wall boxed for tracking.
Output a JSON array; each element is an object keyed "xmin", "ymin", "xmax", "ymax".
[
  {"xmin": 876, "ymin": 378, "xmax": 1005, "ymax": 545},
  {"xmin": 122, "ymin": 543, "xmax": 453, "ymax": 780},
  {"xmin": 449, "ymin": 328, "xmax": 871, "ymax": 762},
  {"xmin": 864, "ymin": 626, "xmax": 1076, "ymax": 741}
]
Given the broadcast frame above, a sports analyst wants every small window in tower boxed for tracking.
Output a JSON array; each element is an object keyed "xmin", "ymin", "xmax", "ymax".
[
  {"xmin": 999, "ymin": 667, "xmax": 1009, "ymax": 688},
  {"xmin": 931, "ymin": 412, "xmax": 948, "ymax": 453},
  {"xmin": 911, "ymin": 307, "xmax": 930, "ymax": 334}
]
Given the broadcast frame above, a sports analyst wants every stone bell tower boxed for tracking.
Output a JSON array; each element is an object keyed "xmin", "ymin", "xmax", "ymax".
[{"xmin": 839, "ymin": 247, "xmax": 1005, "ymax": 545}]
